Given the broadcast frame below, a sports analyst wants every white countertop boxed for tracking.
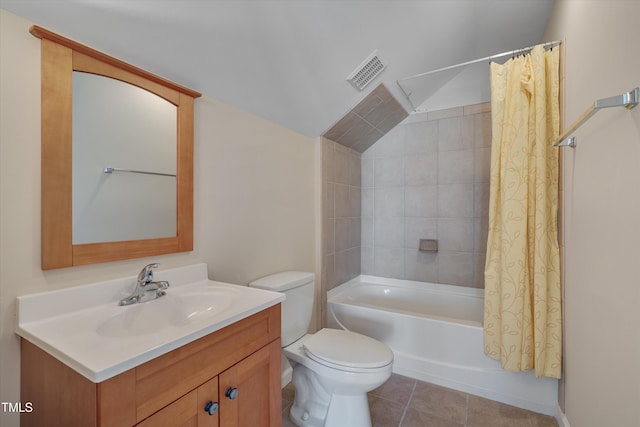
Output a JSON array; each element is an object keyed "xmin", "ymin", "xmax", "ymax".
[{"xmin": 16, "ymin": 263, "xmax": 284, "ymax": 383}]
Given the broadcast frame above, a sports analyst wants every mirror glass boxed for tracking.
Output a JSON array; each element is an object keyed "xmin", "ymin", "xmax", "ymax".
[{"xmin": 72, "ymin": 72, "xmax": 177, "ymax": 244}]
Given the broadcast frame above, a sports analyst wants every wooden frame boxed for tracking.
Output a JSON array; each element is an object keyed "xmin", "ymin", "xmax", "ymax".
[{"xmin": 32, "ymin": 26, "xmax": 201, "ymax": 269}]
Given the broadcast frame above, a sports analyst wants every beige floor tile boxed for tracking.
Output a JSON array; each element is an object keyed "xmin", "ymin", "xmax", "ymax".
[
  {"xmin": 401, "ymin": 407, "xmax": 464, "ymax": 427},
  {"xmin": 282, "ymin": 382, "xmax": 295, "ymax": 410},
  {"xmin": 530, "ymin": 412, "xmax": 560, "ymax": 427},
  {"xmin": 409, "ymin": 382, "xmax": 468, "ymax": 425},
  {"xmin": 368, "ymin": 394, "xmax": 405, "ymax": 427},
  {"xmin": 369, "ymin": 373, "xmax": 416, "ymax": 405},
  {"xmin": 467, "ymin": 395, "xmax": 531, "ymax": 427}
]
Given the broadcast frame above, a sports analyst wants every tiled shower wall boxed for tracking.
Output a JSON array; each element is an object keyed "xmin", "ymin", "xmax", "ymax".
[
  {"xmin": 321, "ymin": 137, "xmax": 361, "ymax": 323},
  {"xmin": 320, "ymin": 85, "xmax": 407, "ymax": 325},
  {"xmin": 361, "ymin": 103, "xmax": 492, "ymax": 288}
]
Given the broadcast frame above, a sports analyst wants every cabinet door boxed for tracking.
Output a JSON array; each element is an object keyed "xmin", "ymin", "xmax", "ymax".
[
  {"xmin": 136, "ymin": 390, "xmax": 197, "ymax": 427},
  {"xmin": 197, "ymin": 377, "xmax": 220, "ymax": 427},
  {"xmin": 219, "ymin": 340, "xmax": 281, "ymax": 427},
  {"xmin": 136, "ymin": 377, "xmax": 219, "ymax": 427}
]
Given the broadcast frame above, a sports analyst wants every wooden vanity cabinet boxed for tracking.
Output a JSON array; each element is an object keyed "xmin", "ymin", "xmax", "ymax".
[
  {"xmin": 21, "ymin": 304, "xmax": 282, "ymax": 427},
  {"xmin": 137, "ymin": 376, "xmax": 219, "ymax": 427}
]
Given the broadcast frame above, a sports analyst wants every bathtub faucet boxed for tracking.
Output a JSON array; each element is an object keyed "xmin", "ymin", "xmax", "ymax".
[{"xmin": 119, "ymin": 263, "xmax": 170, "ymax": 306}]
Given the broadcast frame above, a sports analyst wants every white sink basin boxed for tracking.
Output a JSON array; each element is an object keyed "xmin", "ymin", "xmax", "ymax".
[
  {"xmin": 16, "ymin": 264, "xmax": 285, "ymax": 383},
  {"xmin": 96, "ymin": 285, "xmax": 238, "ymax": 337}
]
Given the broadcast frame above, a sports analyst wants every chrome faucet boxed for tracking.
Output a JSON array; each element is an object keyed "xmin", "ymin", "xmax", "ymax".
[{"xmin": 119, "ymin": 263, "xmax": 170, "ymax": 306}]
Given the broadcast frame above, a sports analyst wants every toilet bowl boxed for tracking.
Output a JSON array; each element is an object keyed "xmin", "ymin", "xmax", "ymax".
[
  {"xmin": 249, "ymin": 272, "xmax": 393, "ymax": 427},
  {"xmin": 284, "ymin": 329, "xmax": 393, "ymax": 427}
]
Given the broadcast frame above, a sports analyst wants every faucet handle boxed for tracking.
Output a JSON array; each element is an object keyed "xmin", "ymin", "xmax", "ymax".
[{"xmin": 138, "ymin": 263, "xmax": 159, "ymax": 284}]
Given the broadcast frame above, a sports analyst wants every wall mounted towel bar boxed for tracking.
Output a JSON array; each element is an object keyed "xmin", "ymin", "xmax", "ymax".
[
  {"xmin": 103, "ymin": 167, "xmax": 176, "ymax": 178},
  {"xmin": 553, "ymin": 87, "xmax": 639, "ymax": 148}
]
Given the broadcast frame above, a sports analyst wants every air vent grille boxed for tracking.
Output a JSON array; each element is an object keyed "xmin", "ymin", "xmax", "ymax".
[{"xmin": 347, "ymin": 50, "xmax": 386, "ymax": 91}]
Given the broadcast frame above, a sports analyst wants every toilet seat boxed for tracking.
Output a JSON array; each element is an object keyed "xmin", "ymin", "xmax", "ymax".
[{"xmin": 303, "ymin": 329, "xmax": 393, "ymax": 372}]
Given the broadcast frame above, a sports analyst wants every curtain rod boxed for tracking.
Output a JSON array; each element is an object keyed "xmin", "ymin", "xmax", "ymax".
[{"xmin": 397, "ymin": 40, "xmax": 562, "ymax": 83}]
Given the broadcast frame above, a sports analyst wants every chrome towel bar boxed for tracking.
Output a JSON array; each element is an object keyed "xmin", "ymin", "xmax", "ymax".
[
  {"xmin": 553, "ymin": 87, "xmax": 639, "ymax": 148},
  {"xmin": 103, "ymin": 167, "xmax": 176, "ymax": 178}
]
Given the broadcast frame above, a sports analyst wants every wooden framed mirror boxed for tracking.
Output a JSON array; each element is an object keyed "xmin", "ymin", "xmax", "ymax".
[{"xmin": 32, "ymin": 26, "xmax": 201, "ymax": 269}]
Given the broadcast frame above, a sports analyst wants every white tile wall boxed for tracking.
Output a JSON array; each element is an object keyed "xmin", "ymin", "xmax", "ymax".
[
  {"xmin": 361, "ymin": 103, "xmax": 492, "ymax": 288},
  {"xmin": 322, "ymin": 138, "xmax": 362, "ymax": 294},
  {"xmin": 374, "ymin": 187, "xmax": 404, "ymax": 217},
  {"xmin": 405, "ymin": 154, "xmax": 438, "ymax": 186},
  {"xmin": 438, "ymin": 150, "xmax": 474, "ymax": 184},
  {"xmin": 405, "ymin": 186, "xmax": 437, "ymax": 218},
  {"xmin": 323, "ymin": 103, "xmax": 491, "ymax": 306}
]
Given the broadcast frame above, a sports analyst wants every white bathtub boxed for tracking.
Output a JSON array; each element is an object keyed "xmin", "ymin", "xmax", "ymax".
[{"xmin": 327, "ymin": 275, "xmax": 558, "ymax": 416}]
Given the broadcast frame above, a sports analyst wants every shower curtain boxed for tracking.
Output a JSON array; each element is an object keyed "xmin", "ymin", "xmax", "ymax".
[{"xmin": 483, "ymin": 45, "xmax": 562, "ymax": 378}]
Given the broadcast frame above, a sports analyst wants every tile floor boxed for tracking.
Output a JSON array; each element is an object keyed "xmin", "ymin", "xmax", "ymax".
[{"xmin": 281, "ymin": 373, "xmax": 559, "ymax": 427}]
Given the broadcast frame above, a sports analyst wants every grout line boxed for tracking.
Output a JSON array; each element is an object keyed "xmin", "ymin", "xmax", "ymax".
[{"xmin": 397, "ymin": 381, "xmax": 417, "ymax": 427}]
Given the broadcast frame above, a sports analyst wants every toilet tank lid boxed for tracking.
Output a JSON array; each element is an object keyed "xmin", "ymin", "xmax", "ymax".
[{"xmin": 249, "ymin": 271, "xmax": 315, "ymax": 291}]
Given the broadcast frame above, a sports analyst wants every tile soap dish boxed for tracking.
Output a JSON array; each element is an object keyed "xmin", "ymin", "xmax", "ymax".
[{"xmin": 419, "ymin": 239, "xmax": 438, "ymax": 253}]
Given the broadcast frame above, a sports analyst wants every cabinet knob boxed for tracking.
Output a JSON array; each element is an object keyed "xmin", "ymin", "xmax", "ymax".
[
  {"xmin": 225, "ymin": 387, "xmax": 239, "ymax": 400},
  {"xmin": 204, "ymin": 401, "xmax": 219, "ymax": 415}
]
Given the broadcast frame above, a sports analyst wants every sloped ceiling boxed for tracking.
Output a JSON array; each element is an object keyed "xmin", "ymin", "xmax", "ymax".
[{"xmin": 0, "ymin": 0, "xmax": 555, "ymax": 137}]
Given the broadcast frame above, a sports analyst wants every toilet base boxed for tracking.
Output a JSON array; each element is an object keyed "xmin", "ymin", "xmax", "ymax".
[
  {"xmin": 287, "ymin": 363, "xmax": 377, "ymax": 427},
  {"xmin": 324, "ymin": 394, "xmax": 371, "ymax": 427},
  {"xmin": 289, "ymin": 365, "xmax": 330, "ymax": 427}
]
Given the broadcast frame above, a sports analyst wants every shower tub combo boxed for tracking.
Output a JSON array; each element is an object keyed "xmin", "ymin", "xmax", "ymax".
[{"xmin": 327, "ymin": 275, "xmax": 558, "ymax": 415}]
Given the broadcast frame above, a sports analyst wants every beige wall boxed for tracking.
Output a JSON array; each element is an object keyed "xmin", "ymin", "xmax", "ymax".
[
  {"xmin": 543, "ymin": 1, "xmax": 640, "ymax": 426},
  {"xmin": 195, "ymin": 97, "xmax": 318, "ymax": 286},
  {"xmin": 0, "ymin": 9, "xmax": 319, "ymax": 426}
]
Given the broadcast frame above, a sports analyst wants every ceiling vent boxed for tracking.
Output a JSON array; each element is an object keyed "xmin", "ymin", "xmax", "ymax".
[{"xmin": 346, "ymin": 50, "xmax": 386, "ymax": 91}]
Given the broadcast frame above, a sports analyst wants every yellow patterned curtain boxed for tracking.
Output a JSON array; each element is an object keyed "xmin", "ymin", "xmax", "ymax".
[{"xmin": 483, "ymin": 45, "xmax": 562, "ymax": 378}]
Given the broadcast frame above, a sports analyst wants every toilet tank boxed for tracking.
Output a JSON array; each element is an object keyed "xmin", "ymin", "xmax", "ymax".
[{"xmin": 249, "ymin": 272, "xmax": 315, "ymax": 347}]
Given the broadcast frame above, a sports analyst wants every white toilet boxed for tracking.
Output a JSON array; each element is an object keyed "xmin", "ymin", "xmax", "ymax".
[{"xmin": 249, "ymin": 272, "xmax": 393, "ymax": 427}]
